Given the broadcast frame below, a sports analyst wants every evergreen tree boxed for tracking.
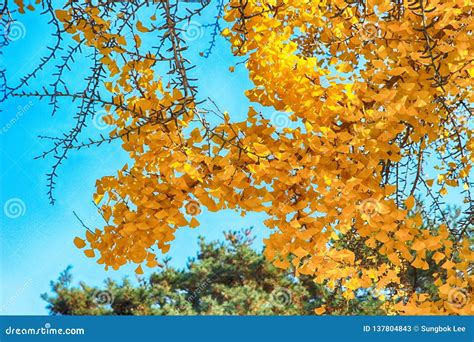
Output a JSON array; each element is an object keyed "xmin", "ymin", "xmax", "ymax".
[{"xmin": 42, "ymin": 229, "xmax": 385, "ymax": 315}]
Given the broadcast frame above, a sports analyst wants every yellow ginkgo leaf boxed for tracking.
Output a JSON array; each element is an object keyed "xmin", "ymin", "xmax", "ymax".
[
  {"xmin": 189, "ymin": 217, "xmax": 200, "ymax": 228},
  {"xmin": 314, "ymin": 306, "xmax": 326, "ymax": 315},
  {"xmin": 135, "ymin": 265, "xmax": 144, "ymax": 275},
  {"xmin": 93, "ymin": 193, "xmax": 104, "ymax": 205},
  {"xmin": 136, "ymin": 21, "xmax": 150, "ymax": 33},
  {"xmin": 84, "ymin": 249, "xmax": 95, "ymax": 258},
  {"xmin": 73, "ymin": 237, "xmax": 86, "ymax": 249},
  {"xmin": 405, "ymin": 196, "xmax": 415, "ymax": 210}
]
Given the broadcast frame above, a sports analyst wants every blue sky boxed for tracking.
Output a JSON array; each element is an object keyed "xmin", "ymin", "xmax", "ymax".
[{"xmin": 0, "ymin": 2, "xmax": 270, "ymax": 315}]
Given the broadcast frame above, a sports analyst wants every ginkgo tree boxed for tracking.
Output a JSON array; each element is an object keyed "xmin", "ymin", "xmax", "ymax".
[{"xmin": 3, "ymin": 0, "xmax": 473, "ymax": 315}]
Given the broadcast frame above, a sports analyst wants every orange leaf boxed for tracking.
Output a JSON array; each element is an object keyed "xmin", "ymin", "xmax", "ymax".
[
  {"xmin": 135, "ymin": 265, "xmax": 144, "ymax": 274},
  {"xmin": 73, "ymin": 237, "xmax": 86, "ymax": 249}
]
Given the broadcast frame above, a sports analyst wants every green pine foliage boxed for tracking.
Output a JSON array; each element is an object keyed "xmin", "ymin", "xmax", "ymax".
[{"xmin": 42, "ymin": 229, "xmax": 386, "ymax": 315}]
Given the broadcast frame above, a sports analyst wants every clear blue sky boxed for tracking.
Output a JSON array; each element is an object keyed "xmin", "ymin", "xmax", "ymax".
[{"xmin": 0, "ymin": 3, "xmax": 269, "ymax": 315}]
